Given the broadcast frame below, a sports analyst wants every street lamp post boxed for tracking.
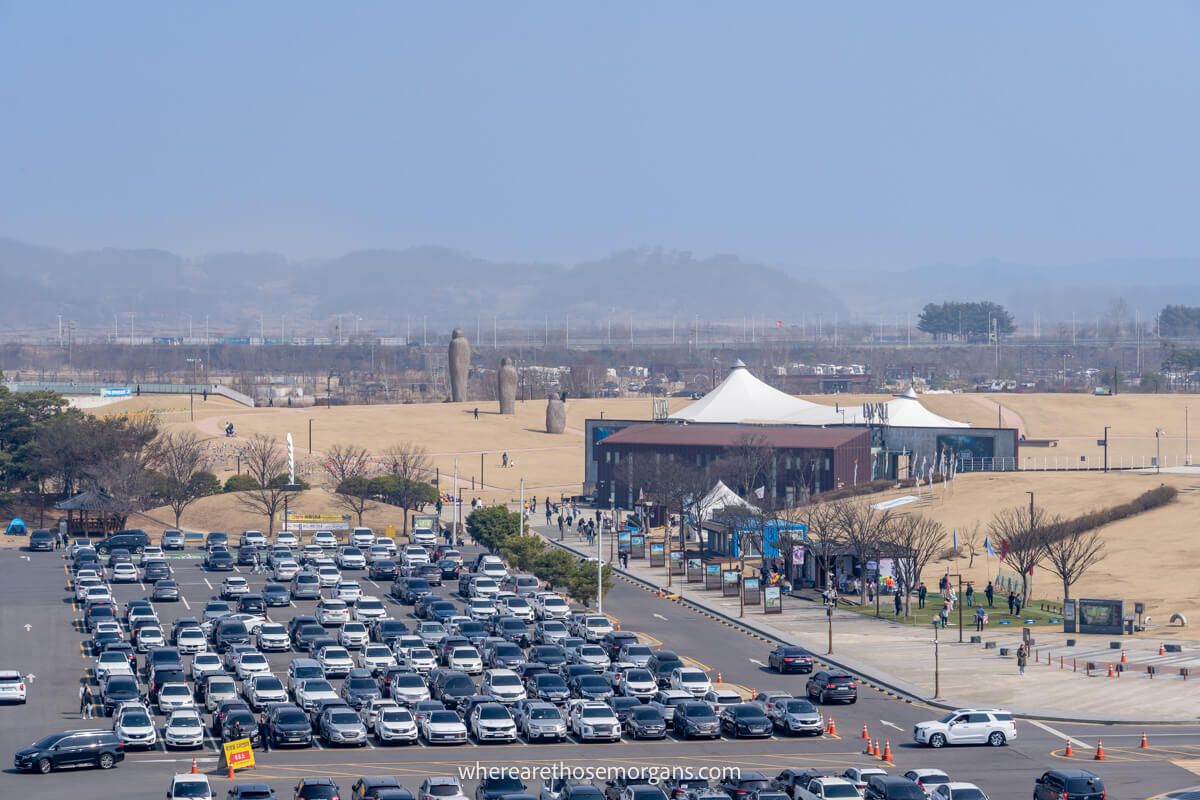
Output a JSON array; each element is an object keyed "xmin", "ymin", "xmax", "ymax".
[
  {"xmin": 826, "ymin": 603, "xmax": 833, "ymax": 655},
  {"xmin": 1156, "ymin": 428, "xmax": 1164, "ymax": 473},
  {"xmin": 932, "ymin": 621, "xmax": 941, "ymax": 698},
  {"xmin": 1102, "ymin": 426, "xmax": 1110, "ymax": 472}
]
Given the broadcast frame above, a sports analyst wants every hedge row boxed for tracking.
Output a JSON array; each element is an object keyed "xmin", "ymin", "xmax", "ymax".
[{"xmin": 1061, "ymin": 484, "xmax": 1178, "ymax": 535}]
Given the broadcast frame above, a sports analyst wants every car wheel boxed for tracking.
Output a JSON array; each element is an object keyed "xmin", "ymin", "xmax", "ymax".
[
  {"xmin": 36, "ymin": 757, "xmax": 52, "ymax": 774},
  {"xmin": 97, "ymin": 752, "xmax": 116, "ymax": 769},
  {"xmin": 819, "ymin": 692, "xmax": 828, "ymax": 704},
  {"xmin": 929, "ymin": 733, "xmax": 946, "ymax": 748},
  {"xmin": 989, "ymin": 731, "xmax": 1006, "ymax": 747}
]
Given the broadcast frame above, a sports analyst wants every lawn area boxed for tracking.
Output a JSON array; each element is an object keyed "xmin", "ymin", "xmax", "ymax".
[{"xmin": 837, "ymin": 595, "xmax": 1066, "ymax": 631}]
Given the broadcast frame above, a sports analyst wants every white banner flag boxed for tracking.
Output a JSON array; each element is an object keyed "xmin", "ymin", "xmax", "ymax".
[{"xmin": 286, "ymin": 433, "xmax": 295, "ymax": 485}]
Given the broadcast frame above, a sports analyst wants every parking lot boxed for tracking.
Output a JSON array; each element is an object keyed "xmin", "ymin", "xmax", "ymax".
[{"xmin": 2, "ymin": 525, "xmax": 1199, "ymax": 800}]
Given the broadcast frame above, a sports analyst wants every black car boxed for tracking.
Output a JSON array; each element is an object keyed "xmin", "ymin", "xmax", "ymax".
[
  {"xmin": 239, "ymin": 594, "xmax": 267, "ymax": 615},
  {"xmin": 152, "ymin": 579, "xmax": 181, "ymax": 602},
  {"xmin": 142, "ymin": 560, "xmax": 172, "ymax": 582},
  {"xmin": 437, "ymin": 559, "xmax": 460, "ymax": 580},
  {"xmin": 569, "ymin": 673, "xmax": 613, "ymax": 701},
  {"xmin": 1033, "ymin": 770, "xmax": 1105, "ymax": 800},
  {"xmin": 262, "ymin": 583, "xmax": 291, "ymax": 607},
  {"xmin": 673, "ymin": 701, "xmax": 720, "ymax": 739},
  {"xmin": 767, "ymin": 646, "xmax": 814, "ymax": 674},
  {"xmin": 530, "ymin": 645, "xmax": 567, "ymax": 671},
  {"xmin": 531, "ymin": 673, "xmax": 570, "ymax": 704},
  {"xmin": 100, "ymin": 675, "xmax": 142, "ymax": 715},
  {"xmin": 221, "ymin": 709, "xmax": 263, "ymax": 748},
  {"xmin": 214, "ymin": 620, "xmax": 252, "ymax": 653},
  {"xmin": 456, "ymin": 621, "xmax": 488, "ymax": 646},
  {"xmin": 91, "ymin": 630, "xmax": 123, "ymax": 655},
  {"xmin": 601, "ymin": 631, "xmax": 638, "ymax": 661},
  {"xmin": 229, "ymin": 784, "xmax": 277, "ymax": 800},
  {"xmin": 371, "ymin": 619, "xmax": 409, "ymax": 646},
  {"xmin": 718, "ymin": 774, "xmax": 771, "ymax": 800},
  {"xmin": 369, "ymin": 560, "xmax": 399, "ymax": 581},
  {"xmin": 238, "ymin": 546, "xmax": 263, "ymax": 567},
  {"xmin": 416, "ymin": 563, "xmax": 443, "ymax": 586},
  {"xmin": 496, "ymin": 618, "xmax": 530, "ymax": 646},
  {"xmin": 805, "ymin": 671, "xmax": 857, "ymax": 704},
  {"xmin": 863, "ymin": 777, "xmax": 924, "ymax": 800},
  {"xmin": 13, "ymin": 729, "xmax": 125, "ymax": 773},
  {"xmin": 431, "ymin": 670, "xmax": 476, "ymax": 709},
  {"xmin": 96, "ymin": 530, "xmax": 149, "ymax": 554},
  {"xmin": 488, "ymin": 643, "xmax": 527, "ymax": 669},
  {"xmin": 295, "ymin": 777, "xmax": 341, "ymax": 800},
  {"xmin": 265, "ymin": 703, "xmax": 313, "ymax": 748},
  {"xmin": 212, "ymin": 699, "xmax": 253, "ymax": 737},
  {"xmin": 625, "ymin": 704, "xmax": 667, "ymax": 739},
  {"xmin": 720, "ymin": 704, "xmax": 772, "ymax": 738},
  {"xmin": 148, "ymin": 668, "xmax": 187, "ymax": 704},
  {"xmin": 107, "ymin": 548, "xmax": 134, "ymax": 567},
  {"xmin": 607, "ymin": 696, "xmax": 642, "ymax": 725},
  {"xmin": 145, "ymin": 647, "xmax": 185, "ymax": 677},
  {"xmin": 28, "ymin": 530, "xmax": 54, "ymax": 551},
  {"xmin": 206, "ymin": 550, "xmax": 236, "ymax": 571},
  {"xmin": 396, "ymin": 578, "xmax": 432, "ymax": 604},
  {"xmin": 477, "ymin": 774, "xmax": 527, "ymax": 800},
  {"xmin": 340, "ymin": 670, "xmax": 383, "ymax": 709},
  {"xmin": 354, "ymin": 777, "xmax": 414, "ymax": 800}
]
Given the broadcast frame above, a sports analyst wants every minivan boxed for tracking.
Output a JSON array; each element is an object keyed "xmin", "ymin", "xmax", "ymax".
[
  {"xmin": 95, "ymin": 530, "xmax": 150, "ymax": 555},
  {"xmin": 13, "ymin": 729, "xmax": 125, "ymax": 773},
  {"xmin": 291, "ymin": 572, "xmax": 322, "ymax": 600}
]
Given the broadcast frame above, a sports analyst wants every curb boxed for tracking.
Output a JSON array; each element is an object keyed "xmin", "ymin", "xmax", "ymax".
[{"xmin": 540, "ymin": 532, "xmax": 1200, "ymax": 726}]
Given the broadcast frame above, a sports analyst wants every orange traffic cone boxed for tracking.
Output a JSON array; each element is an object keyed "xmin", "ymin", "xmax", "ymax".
[
  {"xmin": 716, "ymin": 671, "xmax": 723, "ymax": 683},
  {"xmin": 865, "ymin": 739, "xmax": 875, "ymax": 756},
  {"xmin": 227, "ymin": 762, "xmax": 235, "ymax": 779},
  {"xmin": 862, "ymin": 723, "xmax": 870, "ymax": 740},
  {"xmin": 1064, "ymin": 740, "xmax": 1074, "ymax": 757},
  {"xmin": 190, "ymin": 757, "xmax": 198, "ymax": 774},
  {"xmin": 874, "ymin": 740, "xmax": 882, "ymax": 759},
  {"xmin": 1121, "ymin": 649, "xmax": 1128, "ymax": 664},
  {"xmin": 1107, "ymin": 663, "xmax": 1115, "ymax": 678},
  {"xmin": 1140, "ymin": 732, "xmax": 1149, "ymax": 749},
  {"xmin": 1159, "ymin": 643, "xmax": 1166, "ymax": 656},
  {"xmin": 1094, "ymin": 739, "xmax": 1105, "ymax": 761},
  {"xmin": 829, "ymin": 718, "xmax": 837, "ymax": 736},
  {"xmin": 881, "ymin": 741, "xmax": 893, "ymax": 762}
]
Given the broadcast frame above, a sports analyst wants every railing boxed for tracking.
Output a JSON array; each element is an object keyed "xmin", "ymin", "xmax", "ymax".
[
  {"xmin": 957, "ymin": 457, "xmax": 1018, "ymax": 472},
  {"xmin": 4, "ymin": 381, "xmax": 254, "ymax": 407}
]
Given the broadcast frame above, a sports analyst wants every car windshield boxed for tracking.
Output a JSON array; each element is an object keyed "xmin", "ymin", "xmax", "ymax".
[
  {"xmin": 632, "ymin": 707, "xmax": 661, "ymax": 720},
  {"xmin": 530, "ymin": 708, "xmax": 560, "ymax": 720},
  {"xmin": 429, "ymin": 711, "xmax": 460, "ymax": 724},
  {"xmin": 733, "ymin": 705, "xmax": 761, "ymax": 717},
  {"xmin": 426, "ymin": 784, "xmax": 460, "ymax": 796},
  {"xmin": 537, "ymin": 676, "xmax": 567, "ymax": 689},
  {"xmin": 121, "ymin": 712, "xmax": 151, "ymax": 726},
  {"xmin": 490, "ymin": 674, "xmax": 520, "ymax": 686},
  {"xmin": 1066, "ymin": 779, "xmax": 1103, "ymax": 793},
  {"xmin": 173, "ymin": 780, "xmax": 213, "ymax": 798},
  {"xmin": 950, "ymin": 791, "xmax": 984, "ymax": 800},
  {"xmin": 347, "ymin": 677, "xmax": 376, "ymax": 690},
  {"xmin": 679, "ymin": 673, "xmax": 705, "ymax": 683},
  {"xmin": 444, "ymin": 677, "xmax": 474, "ymax": 692},
  {"xmin": 162, "ymin": 685, "xmax": 190, "ymax": 697},
  {"xmin": 479, "ymin": 706, "xmax": 510, "ymax": 720},
  {"xmin": 486, "ymin": 778, "xmax": 523, "ymax": 792},
  {"xmin": 382, "ymin": 709, "xmax": 413, "ymax": 722},
  {"xmin": 256, "ymin": 678, "xmax": 283, "ymax": 690},
  {"xmin": 578, "ymin": 676, "xmax": 607, "ymax": 688},
  {"xmin": 581, "ymin": 706, "xmax": 611, "ymax": 719},
  {"xmin": 172, "ymin": 715, "xmax": 202, "ymax": 728},
  {"xmin": 453, "ymin": 649, "xmax": 477, "ymax": 659},
  {"xmin": 330, "ymin": 711, "xmax": 359, "ymax": 725},
  {"xmin": 304, "ymin": 680, "xmax": 334, "ymax": 693},
  {"xmin": 107, "ymin": 677, "xmax": 137, "ymax": 692}
]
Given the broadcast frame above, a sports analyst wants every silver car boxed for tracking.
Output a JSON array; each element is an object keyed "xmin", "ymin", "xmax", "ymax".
[
  {"xmin": 318, "ymin": 706, "xmax": 368, "ymax": 746},
  {"xmin": 766, "ymin": 697, "xmax": 824, "ymax": 735}
]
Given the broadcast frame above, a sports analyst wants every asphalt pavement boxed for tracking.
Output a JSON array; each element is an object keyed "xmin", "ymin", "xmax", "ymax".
[{"xmin": 1, "ymin": 534, "xmax": 1198, "ymax": 800}]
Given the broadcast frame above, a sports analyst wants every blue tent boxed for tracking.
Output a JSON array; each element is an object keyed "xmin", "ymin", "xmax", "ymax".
[{"xmin": 5, "ymin": 518, "xmax": 27, "ymax": 536}]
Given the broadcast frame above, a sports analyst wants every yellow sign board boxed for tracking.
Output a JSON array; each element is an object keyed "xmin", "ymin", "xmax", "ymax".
[
  {"xmin": 276, "ymin": 513, "xmax": 347, "ymax": 523},
  {"xmin": 222, "ymin": 737, "xmax": 255, "ymax": 771}
]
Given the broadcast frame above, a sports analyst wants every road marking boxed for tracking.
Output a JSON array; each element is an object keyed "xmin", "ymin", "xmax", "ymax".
[
  {"xmin": 181, "ymin": 596, "xmax": 191, "ymax": 610},
  {"xmin": 23, "ymin": 623, "xmax": 31, "ymax": 632},
  {"xmin": 653, "ymin": 613, "xmax": 668, "ymax": 621},
  {"xmin": 749, "ymin": 658, "xmax": 766, "ymax": 667},
  {"xmin": 880, "ymin": 720, "xmax": 902, "ymax": 731},
  {"xmin": 204, "ymin": 578, "xmax": 213, "ymax": 590},
  {"xmin": 1026, "ymin": 719, "xmax": 1092, "ymax": 750}
]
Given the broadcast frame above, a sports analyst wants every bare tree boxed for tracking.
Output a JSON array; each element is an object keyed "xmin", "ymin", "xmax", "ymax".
[
  {"xmin": 324, "ymin": 443, "xmax": 375, "ymax": 526},
  {"xmin": 382, "ymin": 443, "xmax": 433, "ymax": 535},
  {"xmin": 886, "ymin": 514, "xmax": 947, "ymax": 616},
  {"xmin": 988, "ymin": 506, "xmax": 1051, "ymax": 605},
  {"xmin": 236, "ymin": 434, "xmax": 294, "ymax": 536},
  {"xmin": 86, "ymin": 452, "xmax": 158, "ymax": 530},
  {"xmin": 1043, "ymin": 523, "xmax": 1106, "ymax": 603},
  {"xmin": 960, "ymin": 523, "xmax": 982, "ymax": 569},
  {"xmin": 800, "ymin": 501, "xmax": 844, "ymax": 591},
  {"xmin": 715, "ymin": 433, "xmax": 776, "ymax": 499},
  {"xmin": 838, "ymin": 502, "xmax": 895, "ymax": 604},
  {"xmin": 150, "ymin": 431, "xmax": 210, "ymax": 528},
  {"xmin": 632, "ymin": 455, "xmax": 711, "ymax": 553}
]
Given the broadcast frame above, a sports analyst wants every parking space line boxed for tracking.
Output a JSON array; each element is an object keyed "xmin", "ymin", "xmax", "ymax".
[
  {"xmin": 203, "ymin": 577, "xmax": 213, "ymax": 590},
  {"xmin": 181, "ymin": 596, "xmax": 191, "ymax": 610}
]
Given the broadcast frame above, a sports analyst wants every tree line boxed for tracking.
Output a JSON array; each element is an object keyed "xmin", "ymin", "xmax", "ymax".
[{"xmin": 916, "ymin": 301, "xmax": 1015, "ymax": 341}]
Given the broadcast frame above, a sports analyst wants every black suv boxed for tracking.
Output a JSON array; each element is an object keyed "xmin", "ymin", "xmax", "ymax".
[
  {"xmin": 805, "ymin": 671, "xmax": 858, "ymax": 704},
  {"xmin": 1034, "ymin": 771, "xmax": 1105, "ymax": 800},
  {"xmin": 13, "ymin": 729, "xmax": 125, "ymax": 773},
  {"xmin": 265, "ymin": 703, "xmax": 313, "ymax": 748},
  {"xmin": 95, "ymin": 530, "xmax": 149, "ymax": 555},
  {"xmin": 864, "ymin": 777, "xmax": 924, "ymax": 800},
  {"xmin": 296, "ymin": 777, "xmax": 341, "ymax": 800}
]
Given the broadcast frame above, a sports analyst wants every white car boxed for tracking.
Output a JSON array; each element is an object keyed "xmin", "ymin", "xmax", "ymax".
[
  {"xmin": 114, "ymin": 705, "xmax": 157, "ymax": 749},
  {"xmin": 670, "ymin": 667, "xmax": 712, "ymax": 697},
  {"xmin": 316, "ymin": 599, "xmax": 351, "ymax": 626},
  {"xmin": 176, "ymin": 627, "xmax": 208, "ymax": 654},
  {"xmin": 702, "ymin": 687, "xmax": 743, "ymax": 714},
  {"xmin": 142, "ymin": 546, "xmax": 165, "ymax": 560},
  {"xmin": 534, "ymin": 593, "xmax": 570, "ymax": 620},
  {"xmin": 204, "ymin": 676, "xmax": 239, "ymax": 712},
  {"xmin": 467, "ymin": 598, "xmax": 497, "ymax": 621},
  {"xmin": 481, "ymin": 669, "xmax": 526, "ymax": 703},
  {"xmin": 794, "ymin": 777, "xmax": 862, "ymax": 800},
  {"xmin": 388, "ymin": 672, "xmax": 431, "ymax": 706},
  {"xmin": 235, "ymin": 652, "xmax": 272, "ymax": 680},
  {"xmin": 84, "ymin": 585, "xmax": 114, "ymax": 605},
  {"xmin": 245, "ymin": 674, "xmax": 288, "ymax": 710},
  {"xmin": 399, "ymin": 647, "xmax": 437, "ymax": 674},
  {"xmin": 842, "ymin": 769, "xmax": 889, "ymax": 795},
  {"xmin": 241, "ymin": 531, "xmax": 267, "ymax": 548},
  {"xmin": 902, "ymin": 770, "xmax": 951, "ymax": 796},
  {"xmin": 336, "ymin": 547, "xmax": 367, "ymax": 570},
  {"xmin": 402, "ymin": 545, "xmax": 430, "ymax": 565},
  {"xmin": 352, "ymin": 528, "xmax": 376, "ymax": 548},
  {"xmin": 447, "ymin": 647, "xmax": 484, "ymax": 674},
  {"xmin": 95, "ymin": 651, "xmax": 135, "ymax": 681},
  {"xmin": 930, "ymin": 783, "xmax": 989, "ymax": 800},
  {"xmin": 359, "ymin": 644, "xmax": 396, "ymax": 674},
  {"xmin": 110, "ymin": 563, "xmax": 139, "ymax": 583},
  {"xmin": 0, "ymin": 670, "xmax": 27, "ymax": 703},
  {"xmin": 168, "ymin": 773, "xmax": 213, "ymax": 800},
  {"xmin": 335, "ymin": 580, "xmax": 363, "ymax": 604},
  {"xmin": 338, "ymin": 621, "xmax": 370, "ymax": 649},
  {"xmin": 74, "ymin": 576, "xmax": 104, "ymax": 602},
  {"xmin": 581, "ymin": 615, "xmax": 614, "ymax": 642},
  {"xmin": 294, "ymin": 678, "xmax": 339, "ymax": 711},
  {"xmin": 501, "ymin": 596, "xmax": 535, "ymax": 621},
  {"xmin": 317, "ymin": 646, "xmax": 355, "ymax": 678},
  {"xmin": 913, "ymin": 708, "xmax": 1017, "ymax": 748},
  {"xmin": 469, "ymin": 702, "xmax": 518, "ymax": 742},
  {"xmin": 375, "ymin": 705, "xmax": 419, "ymax": 744},
  {"xmin": 220, "ymin": 576, "xmax": 250, "ymax": 599},
  {"xmin": 157, "ymin": 682, "xmax": 197, "ymax": 714},
  {"xmin": 273, "ymin": 560, "xmax": 300, "ymax": 581},
  {"xmin": 354, "ymin": 596, "xmax": 387, "ymax": 621},
  {"xmin": 614, "ymin": 668, "xmax": 657, "ymax": 699},
  {"xmin": 570, "ymin": 644, "xmax": 611, "ymax": 671},
  {"xmin": 469, "ymin": 578, "xmax": 499, "ymax": 599},
  {"xmin": 163, "ymin": 709, "xmax": 205, "ymax": 749},
  {"xmin": 275, "ymin": 531, "xmax": 299, "ymax": 548},
  {"xmin": 317, "ymin": 565, "xmax": 342, "ymax": 588},
  {"xmin": 359, "ymin": 697, "xmax": 399, "ymax": 727},
  {"xmin": 313, "ymin": 531, "xmax": 338, "ymax": 549},
  {"xmin": 420, "ymin": 709, "xmax": 469, "ymax": 744},
  {"xmin": 476, "ymin": 556, "xmax": 507, "ymax": 580},
  {"xmin": 187, "ymin": 652, "xmax": 222, "ymax": 681},
  {"xmin": 256, "ymin": 623, "xmax": 290, "ymax": 652},
  {"xmin": 569, "ymin": 701, "xmax": 621, "ymax": 742},
  {"xmin": 375, "ymin": 537, "xmax": 397, "ymax": 556},
  {"xmin": 134, "ymin": 626, "xmax": 166, "ymax": 652}
]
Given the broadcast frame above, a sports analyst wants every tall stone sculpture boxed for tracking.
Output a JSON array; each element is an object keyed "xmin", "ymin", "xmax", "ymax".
[
  {"xmin": 545, "ymin": 392, "xmax": 566, "ymax": 434},
  {"xmin": 448, "ymin": 328, "xmax": 470, "ymax": 402},
  {"xmin": 497, "ymin": 357, "xmax": 517, "ymax": 415}
]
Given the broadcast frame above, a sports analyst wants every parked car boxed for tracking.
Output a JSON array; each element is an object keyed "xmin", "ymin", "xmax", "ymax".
[
  {"xmin": 1032, "ymin": 771, "xmax": 1104, "ymax": 800},
  {"xmin": 805, "ymin": 671, "xmax": 858, "ymax": 705},
  {"xmin": 863, "ymin": 777, "xmax": 924, "ymax": 800}
]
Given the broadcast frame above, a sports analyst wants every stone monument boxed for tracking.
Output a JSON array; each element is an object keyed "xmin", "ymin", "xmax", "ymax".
[
  {"xmin": 497, "ymin": 357, "xmax": 517, "ymax": 415},
  {"xmin": 448, "ymin": 328, "xmax": 470, "ymax": 402},
  {"xmin": 545, "ymin": 392, "xmax": 566, "ymax": 434}
]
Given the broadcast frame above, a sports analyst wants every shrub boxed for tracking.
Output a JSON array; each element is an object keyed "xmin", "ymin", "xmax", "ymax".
[
  {"xmin": 1060, "ymin": 485, "xmax": 1177, "ymax": 535},
  {"xmin": 223, "ymin": 474, "xmax": 260, "ymax": 493}
]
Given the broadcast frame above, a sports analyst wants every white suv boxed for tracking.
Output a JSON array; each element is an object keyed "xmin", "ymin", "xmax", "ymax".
[{"xmin": 913, "ymin": 708, "xmax": 1016, "ymax": 748}]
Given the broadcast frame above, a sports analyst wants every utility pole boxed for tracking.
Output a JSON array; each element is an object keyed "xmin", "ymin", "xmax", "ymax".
[
  {"xmin": 1102, "ymin": 426, "xmax": 1110, "ymax": 472},
  {"xmin": 519, "ymin": 478, "xmax": 525, "ymax": 537},
  {"xmin": 932, "ymin": 621, "xmax": 941, "ymax": 698},
  {"xmin": 826, "ymin": 603, "xmax": 833, "ymax": 655},
  {"xmin": 1156, "ymin": 428, "xmax": 1163, "ymax": 473},
  {"xmin": 308, "ymin": 419, "xmax": 312, "ymax": 454},
  {"xmin": 597, "ymin": 505, "xmax": 604, "ymax": 615},
  {"xmin": 480, "ymin": 452, "xmax": 484, "ymax": 491}
]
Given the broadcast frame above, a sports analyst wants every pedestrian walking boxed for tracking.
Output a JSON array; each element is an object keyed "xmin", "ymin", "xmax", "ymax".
[
  {"xmin": 1014, "ymin": 595, "xmax": 1023, "ymax": 617},
  {"xmin": 938, "ymin": 604, "xmax": 949, "ymax": 628},
  {"xmin": 965, "ymin": 582, "xmax": 974, "ymax": 606},
  {"xmin": 893, "ymin": 592, "xmax": 902, "ymax": 616},
  {"xmin": 1016, "ymin": 644, "xmax": 1027, "ymax": 675},
  {"xmin": 473, "ymin": 407, "xmax": 479, "ymax": 420},
  {"xmin": 1007, "ymin": 591, "xmax": 1016, "ymax": 615},
  {"xmin": 501, "ymin": 451, "xmax": 508, "ymax": 467},
  {"xmin": 985, "ymin": 581, "xmax": 995, "ymax": 608},
  {"xmin": 974, "ymin": 606, "xmax": 986, "ymax": 632},
  {"xmin": 545, "ymin": 507, "xmax": 552, "ymax": 526},
  {"xmin": 79, "ymin": 680, "xmax": 93, "ymax": 718},
  {"xmin": 620, "ymin": 551, "xmax": 629, "ymax": 569}
]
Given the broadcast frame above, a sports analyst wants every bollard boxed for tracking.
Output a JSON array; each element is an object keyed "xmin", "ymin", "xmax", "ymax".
[{"xmin": 1060, "ymin": 656, "xmax": 1064, "ymax": 669}]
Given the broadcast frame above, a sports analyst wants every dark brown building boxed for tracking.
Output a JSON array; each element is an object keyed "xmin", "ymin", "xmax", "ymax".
[{"xmin": 595, "ymin": 422, "xmax": 872, "ymax": 508}]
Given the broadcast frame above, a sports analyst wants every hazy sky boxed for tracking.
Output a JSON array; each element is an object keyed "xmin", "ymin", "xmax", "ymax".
[{"xmin": 1, "ymin": 2, "xmax": 1197, "ymax": 270}]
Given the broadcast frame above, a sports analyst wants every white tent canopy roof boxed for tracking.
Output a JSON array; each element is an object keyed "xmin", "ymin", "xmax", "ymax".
[
  {"xmin": 670, "ymin": 360, "xmax": 827, "ymax": 423},
  {"xmin": 883, "ymin": 387, "xmax": 969, "ymax": 428},
  {"xmin": 698, "ymin": 480, "xmax": 759, "ymax": 521}
]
